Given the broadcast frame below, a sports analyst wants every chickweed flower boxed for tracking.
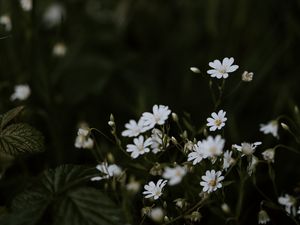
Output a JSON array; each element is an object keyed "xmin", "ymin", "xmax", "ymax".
[
  {"xmin": 242, "ymin": 71, "xmax": 254, "ymax": 82},
  {"xmin": 200, "ymin": 170, "xmax": 224, "ymax": 193},
  {"xmin": 91, "ymin": 162, "xmax": 122, "ymax": 181},
  {"xmin": 247, "ymin": 155, "xmax": 259, "ymax": 175},
  {"xmin": 260, "ymin": 120, "xmax": 279, "ymax": 138},
  {"xmin": 187, "ymin": 141, "xmax": 208, "ymax": 165},
  {"xmin": 258, "ymin": 209, "xmax": 270, "ymax": 224},
  {"xmin": 262, "ymin": 149, "xmax": 275, "ymax": 163},
  {"xmin": 221, "ymin": 203, "xmax": 231, "ymax": 214},
  {"xmin": 19, "ymin": 0, "xmax": 32, "ymax": 11},
  {"xmin": 151, "ymin": 128, "xmax": 167, "ymax": 154},
  {"xmin": 0, "ymin": 15, "xmax": 12, "ymax": 32},
  {"xmin": 162, "ymin": 165, "xmax": 187, "ymax": 186},
  {"xmin": 75, "ymin": 128, "xmax": 94, "ymax": 149},
  {"xmin": 10, "ymin": 84, "xmax": 31, "ymax": 101},
  {"xmin": 223, "ymin": 150, "xmax": 234, "ymax": 171},
  {"xmin": 126, "ymin": 135, "xmax": 152, "ymax": 159},
  {"xmin": 278, "ymin": 194, "xmax": 297, "ymax": 215},
  {"xmin": 148, "ymin": 207, "xmax": 164, "ymax": 223},
  {"xmin": 207, "ymin": 57, "xmax": 239, "ymax": 79},
  {"xmin": 201, "ymin": 135, "xmax": 225, "ymax": 159},
  {"xmin": 126, "ymin": 177, "xmax": 141, "ymax": 193},
  {"xmin": 206, "ymin": 110, "xmax": 227, "ymax": 131},
  {"xmin": 53, "ymin": 42, "xmax": 67, "ymax": 57},
  {"xmin": 232, "ymin": 141, "xmax": 262, "ymax": 156},
  {"xmin": 143, "ymin": 179, "xmax": 168, "ymax": 200},
  {"xmin": 122, "ymin": 119, "xmax": 146, "ymax": 137},
  {"xmin": 141, "ymin": 105, "xmax": 171, "ymax": 131},
  {"xmin": 43, "ymin": 3, "xmax": 65, "ymax": 28}
]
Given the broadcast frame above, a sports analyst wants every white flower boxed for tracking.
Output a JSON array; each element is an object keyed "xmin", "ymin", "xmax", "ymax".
[
  {"xmin": 207, "ymin": 57, "xmax": 239, "ymax": 79},
  {"xmin": 91, "ymin": 162, "xmax": 122, "ymax": 181},
  {"xmin": 201, "ymin": 135, "xmax": 225, "ymax": 159},
  {"xmin": 53, "ymin": 42, "xmax": 67, "ymax": 57},
  {"xmin": 278, "ymin": 194, "xmax": 297, "ymax": 215},
  {"xmin": 126, "ymin": 178, "xmax": 141, "ymax": 193},
  {"xmin": 19, "ymin": 0, "xmax": 32, "ymax": 11},
  {"xmin": 247, "ymin": 155, "xmax": 259, "ymax": 175},
  {"xmin": 143, "ymin": 179, "xmax": 167, "ymax": 200},
  {"xmin": 223, "ymin": 150, "xmax": 234, "ymax": 171},
  {"xmin": 297, "ymin": 206, "xmax": 300, "ymax": 215},
  {"xmin": 140, "ymin": 105, "xmax": 171, "ymax": 131},
  {"xmin": 260, "ymin": 120, "xmax": 279, "ymax": 138},
  {"xmin": 162, "ymin": 165, "xmax": 187, "ymax": 186},
  {"xmin": 258, "ymin": 210, "xmax": 270, "ymax": 224},
  {"xmin": 0, "ymin": 15, "xmax": 12, "ymax": 31},
  {"xmin": 262, "ymin": 149, "xmax": 275, "ymax": 163},
  {"xmin": 187, "ymin": 141, "xmax": 208, "ymax": 165},
  {"xmin": 151, "ymin": 128, "xmax": 168, "ymax": 154},
  {"xmin": 221, "ymin": 203, "xmax": 231, "ymax": 214},
  {"xmin": 10, "ymin": 84, "xmax": 31, "ymax": 101},
  {"xmin": 75, "ymin": 128, "xmax": 94, "ymax": 149},
  {"xmin": 126, "ymin": 135, "xmax": 152, "ymax": 158},
  {"xmin": 232, "ymin": 141, "xmax": 262, "ymax": 156},
  {"xmin": 148, "ymin": 207, "xmax": 164, "ymax": 223},
  {"xmin": 200, "ymin": 170, "xmax": 224, "ymax": 193},
  {"xmin": 206, "ymin": 110, "xmax": 227, "ymax": 131},
  {"xmin": 242, "ymin": 71, "xmax": 254, "ymax": 82},
  {"xmin": 43, "ymin": 3, "xmax": 65, "ymax": 28},
  {"xmin": 121, "ymin": 119, "xmax": 146, "ymax": 137}
]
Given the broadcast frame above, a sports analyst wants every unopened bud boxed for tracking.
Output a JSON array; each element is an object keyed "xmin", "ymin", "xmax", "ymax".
[
  {"xmin": 172, "ymin": 113, "xmax": 179, "ymax": 122},
  {"xmin": 171, "ymin": 136, "xmax": 178, "ymax": 145},
  {"xmin": 242, "ymin": 71, "xmax": 254, "ymax": 82},
  {"xmin": 280, "ymin": 122, "xmax": 289, "ymax": 131},
  {"xmin": 295, "ymin": 105, "xmax": 299, "ymax": 114},
  {"xmin": 221, "ymin": 203, "xmax": 231, "ymax": 214},
  {"xmin": 190, "ymin": 67, "xmax": 200, "ymax": 74}
]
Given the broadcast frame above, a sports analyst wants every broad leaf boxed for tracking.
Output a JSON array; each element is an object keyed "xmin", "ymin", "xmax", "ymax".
[
  {"xmin": 0, "ymin": 106, "xmax": 25, "ymax": 130},
  {"xmin": 0, "ymin": 123, "xmax": 44, "ymax": 155},
  {"xmin": 1, "ymin": 165, "xmax": 124, "ymax": 225}
]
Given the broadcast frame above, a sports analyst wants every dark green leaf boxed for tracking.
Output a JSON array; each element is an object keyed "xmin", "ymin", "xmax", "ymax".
[
  {"xmin": 0, "ymin": 106, "xmax": 25, "ymax": 130},
  {"xmin": 0, "ymin": 123, "xmax": 44, "ymax": 155}
]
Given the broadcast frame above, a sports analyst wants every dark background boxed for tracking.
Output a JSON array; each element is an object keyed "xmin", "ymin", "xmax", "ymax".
[{"xmin": 1, "ymin": 0, "xmax": 300, "ymax": 224}]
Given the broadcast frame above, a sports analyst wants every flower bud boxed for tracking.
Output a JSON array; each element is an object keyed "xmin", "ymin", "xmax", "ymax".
[
  {"xmin": 242, "ymin": 71, "xmax": 254, "ymax": 82},
  {"xmin": 190, "ymin": 67, "xmax": 200, "ymax": 73}
]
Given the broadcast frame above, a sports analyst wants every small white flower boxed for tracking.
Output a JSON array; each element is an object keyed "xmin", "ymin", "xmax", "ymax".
[
  {"xmin": 0, "ymin": 15, "xmax": 12, "ymax": 31},
  {"xmin": 126, "ymin": 178, "xmax": 141, "ymax": 193},
  {"xmin": 162, "ymin": 165, "xmax": 187, "ymax": 186},
  {"xmin": 201, "ymin": 135, "xmax": 225, "ymax": 159},
  {"xmin": 19, "ymin": 0, "xmax": 32, "ymax": 11},
  {"xmin": 223, "ymin": 150, "xmax": 234, "ymax": 171},
  {"xmin": 122, "ymin": 119, "xmax": 146, "ymax": 137},
  {"xmin": 190, "ymin": 67, "xmax": 200, "ymax": 73},
  {"xmin": 140, "ymin": 105, "xmax": 171, "ymax": 131},
  {"xmin": 260, "ymin": 120, "xmax": 279, "ymax": 138},
  {"xmin": 91, "ymin": 162, "xmax": 122, "ymax": 181},
  {"xmin": 187, "ymin": 141, "xmax": 208, "ymax": 165},
  {"xmin": 207, "ymin": 57, "xmax": 239, "ymax": 79},
  {"xmin": 232, "ymin": 141, "xmax": 262, "ymax": 156},
  {"xmin": 10, "ymin": 84, "xmax": 31, "ymax": 101},
  {"xmin": 242, "ymin": 71, "xmax": 254, "ymax": 82},
  {"xmin": 43, "ymin": 3, "xmax": 65, "ymax": 28},
  {"xmin": 74, "ymin": 127, "xmax": 94, "ymax": 149},
  {"xmin": 278, "ymin": 194, "xmax": 297, "ymax": 215},
  {"xmin": 258, "ymin": 209, "xmax": 270, "ymax": 224},
  {"xmin": 143, "ymin": 179, "xmax": 167, "ymax": 200},
  {"xmin": 200, "ymin": 170, "xmax": 224, "ymax": 193},
  {"xmin": 53, "ymin": 42, "xmax": 67, "ymax": 57},
  {"xmin": 206, "ymin": 110, "xmax": 227, "ymax": 131},
  {"xmin": 262, "ymin": 149, "xmax": 275, "ymax": 163},
  {"xmin": 148, "ymin": 207, "xmax": 164, "ymax": 223},
  {"xmin": 247, "ymin": 155, "xmax": 259, "ymax": 175},
  {"xmin": 126, "ymin": 135, "xmax": 152, "ymax": 159},
  {"xmin": 221, "ymin": 203, "xmax": 231, "ymax": 214}
]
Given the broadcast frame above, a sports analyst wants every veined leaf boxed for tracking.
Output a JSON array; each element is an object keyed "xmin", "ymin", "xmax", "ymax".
[
  {"xmin": 0, "ymin": 106, "xmax": 25, "ymax": 130},
  {"xmin": 0, "ymin": 123, "xmax": 44, "ymax": 155},
  {"xmin": 1, "ymin": 165, "xmax": 124, "ymax": 225}
]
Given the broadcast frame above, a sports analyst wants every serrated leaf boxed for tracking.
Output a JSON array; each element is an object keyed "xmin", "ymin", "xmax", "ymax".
[
  {"xmin": 0, "ymin": 123, "xmax": 44, "ymax": 155},
  {"xmin": 0, "ymin": 106, "xmax": 25, "ymax": 130},
  {"xmin": 2, "ymin": 165, "xmax": 124, "ymax": 225}
]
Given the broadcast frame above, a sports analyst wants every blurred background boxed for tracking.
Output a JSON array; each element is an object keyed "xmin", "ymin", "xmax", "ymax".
[{"xmin": 1, "ymin": 0, "xmax": 300, "ymax": 224}]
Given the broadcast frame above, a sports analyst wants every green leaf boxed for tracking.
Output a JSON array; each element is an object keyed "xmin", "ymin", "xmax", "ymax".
[
  {"xmin": 0, "ymin": 106, "xmax": 25, "ymax": 130},
  {"xmin": 1, "ymin": 165, "xmax": 124, "ymax": 225},
  {"xmin": 0, "ymin": 123, "xmax": 44, "ymax": 155}
]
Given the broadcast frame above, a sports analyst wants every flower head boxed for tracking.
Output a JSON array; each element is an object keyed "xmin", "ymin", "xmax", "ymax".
[
  {"xmin": 53, "ymin": 42, "xmax": 67, "ymax": 57},
  {"xmin": 278, "ymin": 194, "xmax": 297, "ymax": 215},
  {"xmin": 187, "ymin": 141, "xmax": 208, "ymax": 165},
  {"xmin": 201, "ymin": 135, "xmax": 225, "ymax": 159},
  {"xmin": 143, "ymin": 179, "xmax": 168, "ymax": 200},
  {"xmin": 43, "ymin": 3, "xmax": 65, "ymax": 28},
  {"xmin": 151, "ymin": 128, "xmax": 168, "ymax": 154},
  {"xmin": 207, "ymin": 57, "xmax": 239, "ymax": 79},
  {"xmin": 260, "ymin": 120, "xmax": 279, "ymax": 138},
  {"xmin": 262, "ymin": 149, "xmax": 275, "ymax": 163},
  {"xmin": 141, "ymin": 105, "xmax": 171, "ymax": 131},
  {"xmin": 10, "ymin": 84, "xmax": 31, "ymax": 101},
  {"xmin": 232, "ymin": 141, "xmax": 262, "ymax": 156},
  {"xmin": 91, "ymin": 162, "xmax": 122, "ymax": 181},
  {"xmin": 247, "ymin": 155, "xmax": 259, "ymax": 175},
  {"xmin": 148, "ymin": 207, "xmax": 164, "ymax": 222},
  {"xmin": 200, "ymin": 170, "xmax": 224, "ymax": 193},
  {"xmin": 242, "ymin": 71, "xmax": 254, "ymax": 82},
  {"xmin": 162, "ymin": 165, "xmax": 187, "ymax": 186},
  {"xmin": 122, "ymin": 119, "xmax": 146, "ymax": 137},
  {"xmin": 223, "ymin": 150, "xmax": 234, "ymax": 171},
  {"xmin": 126, "ymin": 135, "xmax": 152, "ymax": 158},
  {"xmin": 206, "ymin": 110, "xmax": 227, "ymax": 131},
  {"xmin": 258, "ymin": 210, "xmax": 270, "ymax": 224},
  {"xmin": 75, "ymin": 128, "xmax": 94, "ymax": 149},
  {"xmin": 0, "ymin": 15, "xmax": 12, "ymax": 31},
  {"xmin": 19, "ymin": 0, "xmax": 32, "ymax": 11}
]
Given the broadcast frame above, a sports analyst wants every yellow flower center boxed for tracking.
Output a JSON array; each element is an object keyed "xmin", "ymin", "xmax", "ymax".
[
  {"xmin": 214, "ymin": 119, "xmax": 222, "ymax": 127},
  {"xmin": 209, "ymin": 179, "xmax": 217, "ymax": 187}
]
